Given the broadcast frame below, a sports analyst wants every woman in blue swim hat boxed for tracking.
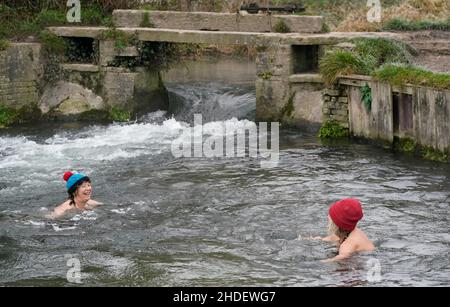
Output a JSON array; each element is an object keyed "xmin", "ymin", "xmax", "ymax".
[{"xmin": 47, "ymin": 172, "xmax": 101, "ymax": 219}]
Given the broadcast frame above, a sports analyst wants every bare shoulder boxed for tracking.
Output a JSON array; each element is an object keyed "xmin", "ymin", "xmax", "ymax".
[
  {"xmin": 55, "ymin": 200, "xmax": 72, "ymax": 211},
  {"xmin": 351, "ymin": 228, "xmax": 375, "ymax": 251}
]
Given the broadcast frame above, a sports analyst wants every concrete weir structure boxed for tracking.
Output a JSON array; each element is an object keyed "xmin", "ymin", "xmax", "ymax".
[
  {"xmin": 47, "ymin": 10, "xmax": 402, "ymax": 125},
  {"xmin": 323, "ymin": 75, "xmax": 450, "ymax": 161}
]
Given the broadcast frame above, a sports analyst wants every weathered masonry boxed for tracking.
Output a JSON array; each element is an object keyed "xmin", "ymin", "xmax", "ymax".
[
  {"xmin": 46, "ymin": 10, "xmax": 401, "ymax": 124},
  {"xmin": 0, "ymin": 44, "xmax": 42, "ymax": 117},
  {"xmin": 323, "ymin": 75, "xmax": 450, "ymax": 161}
]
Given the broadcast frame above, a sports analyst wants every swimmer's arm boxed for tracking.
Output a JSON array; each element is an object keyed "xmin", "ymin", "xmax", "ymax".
[
  {"xmin": 87, "ymin": 200, "xmax": 102, "ymax": 206},
  {"xmin": 321, "ymin": 242, "xmax": 354, "ymax": 263},
  {"xmin": 321, "ymin": 234, "xmax": 340, "ymax": 242},
  {"xmin": 46, "ymin": 201, "xmax": 71, "ymax": 220},
  {"xmin": 299, "ymin": 234, "xmax": 339, "ymax": 241}
]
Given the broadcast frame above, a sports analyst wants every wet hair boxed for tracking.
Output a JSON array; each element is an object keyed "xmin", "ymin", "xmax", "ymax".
[
  {"xmin": 328, "ymin": 218, "xmax": 350, "ymax": 245},
  {"xmin": 68, "ymin": 177, "xmax": 91, "ymax": 206}
]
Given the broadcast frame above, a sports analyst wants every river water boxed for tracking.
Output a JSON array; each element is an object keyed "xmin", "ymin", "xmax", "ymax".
[{"xmin": 0, "ymin": 60, "xmax": 449, "ymax": 287}]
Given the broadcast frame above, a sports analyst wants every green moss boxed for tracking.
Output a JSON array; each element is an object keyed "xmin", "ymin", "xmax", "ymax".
[
  {"xmin": 100, "ymin": 28, "xmax": 137, "ymax": 51},
  {"xmin": 373, "ymin": 64, "xmax": 450, "ymax": 91},
  {"xmin": 421, "ymin": 146, "xmax": 449, "ymax": 163},
  {"xmin": 39, "ymin": 30, "xmax": 67, "ymax": 54},
  {"xmin": 383, "ymin": 18, "xmax": 450, "ymax": 32},
  {"xmin": 0, "ymin": 39, "xmax": 10, "ymax": 51},
  {"xmin": 0, "ymin": 104, "xmax": 40, "ymax": 128},
  {"xmin": 258, "ymin": 71, "xmax": 273, "ymax": 80},
  {"xmin": 280, "ymin": 95, "xmax": 295, "ymax": 119},
  {"xmin": 140, "ymin": 12, "xmax": 154, "ymax": 28},
  {"xmin": 273, "ymin": 20, "xmax": 291, "ymax": 33},
  {"xmin": 393, "ymin": 137, "xmax": 449, "ymax": 162},
  {"xmin": 394, "ymin": 137, "xmax": 417, "ymax": 153},
  {"xmin": 109, "ymin": 107, "xmax": 131, "ymax": 122},
  {"xmin": 318, "ymin": 120, "xmax": 349, "ymax": 139},
  {"xmin": 0, "ymin": 105, "xmax": 18, "ymax": 128},
  {"xmin": 256, "ymin": 45, "xmax": 269, "ymax": 52},
  {"xmin": 321, "ymin": 23, "xmax": 331, "ymax": 33}
]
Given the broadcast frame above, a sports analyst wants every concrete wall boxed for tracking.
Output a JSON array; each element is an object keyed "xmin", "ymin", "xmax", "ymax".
[
  {"xmin": 0, "ymin": 43, "xmax": 42, "ymax": 110},
  {"xmin": 255, "ymin": 44, "xmax": 292, "ymax": 121},
  {"xmin": 287, "ymin": 74, "xmax": 325, "ymax": 126},
  {"xmin": 369, "ymin": 81, "xmax": 394, "ymax": 143},
  {"xmin": 331, "ymin": 75, "xmax": 450, "ymax": 159},
  {"xmin": 113, "ymin": 10, "xmax": 324, "ymax": 34},
  {"xmin": 414, "ymin": 87, "xmax": 450, "ymax": 153},
  {"xmin": 348, "ymin": 85, "xmax": 370, "ymax": 138}
]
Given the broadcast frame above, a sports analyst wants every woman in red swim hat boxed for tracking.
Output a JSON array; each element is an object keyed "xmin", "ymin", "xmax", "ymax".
[{"xmin": 318, "ymin": 198, "xmax": 375, "ymax": 262}]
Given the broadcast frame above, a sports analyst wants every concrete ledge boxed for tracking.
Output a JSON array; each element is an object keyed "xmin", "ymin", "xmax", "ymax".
[
  {"xmin": 61, "ymin": 63, "xmax": 99, "ymax": 72},
  {"xmin": 339, "ymin": 74, "xmax": 414, "ymax": 94},
  {"xmin": 48, "ymin": 27, "xmax": 404, "ymax": 46},
  {"xmin": 289, "ymin": 73, "xmax": 323, "ymax": 83},
  {"xmin": 113, "ymin": 10, "xmax": 324, "ymax": 34},
  {"xmin": 116, "ymin": 46, "xmax": 139, "ymax": 57}
]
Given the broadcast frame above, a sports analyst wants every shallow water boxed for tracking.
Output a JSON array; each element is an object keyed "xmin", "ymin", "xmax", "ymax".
[{"xmin": 0, "ymin": 81, "xmax": 449, "ymax": 287}]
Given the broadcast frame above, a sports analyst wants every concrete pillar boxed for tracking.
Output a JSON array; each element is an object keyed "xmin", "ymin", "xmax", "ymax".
[{"xmin": 255, "ymin": 44, "xmax": 292, "ymax": 121}]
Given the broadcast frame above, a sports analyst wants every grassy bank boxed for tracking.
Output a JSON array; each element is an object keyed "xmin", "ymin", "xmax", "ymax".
[
  {"xmin": 319, "ymin": 37, "xmax": 414, "ymax": 84},
  {"xmin": 373, "ymin": 64, "xmax": 450, "ymax": 90}
]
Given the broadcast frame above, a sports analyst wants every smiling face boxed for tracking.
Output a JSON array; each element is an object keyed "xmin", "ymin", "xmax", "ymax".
[{"xmin": 75, "ymin": 181, "xmax": 92, "ymax": 202}]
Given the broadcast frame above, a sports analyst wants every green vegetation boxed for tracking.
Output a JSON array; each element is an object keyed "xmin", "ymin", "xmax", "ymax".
[
  {"xmin": 38, "ymin": 30, "xmax": 67, "ymax": 54},
  {"xmin": 140, "ymin": 12, "xmax": 155, "ymax": 28},
  {"xmin": 373, "ymin": 64, "xmax": 450, "ymax": 90},
  {"xmin": 0, "ymin": 4, "xmax": 113, "ymax": 40},
  {"xmin": 109, "ymin": 107, "xmax": 131, "ymax": 122},
  {"xmin": 0, "ymin": 105, "xmax": 17, "ymax": 128},
  {"xmin": 394, "ymin": 137, "xmax": 417, "ymax": 153},
  {"xmin": 280, "ymin": 95, "xmax": 295, "ymax": 119},
  {"xmin": 321, "ymin": 23, "xmax": 331, "ymax": 33},
  {"xmin": 383, "ymin": 18, "xmax": 450, "ymax": 31},
  {"xmin": 352, "ymin": 38, "xmax": 415, "ymax": 66},
  {"xmin": 360, "ymin": 83, "xmax": 372, "ymax": 111},
  {"xmin": 421, "ymin": 146, "xmax": 449, "ymax": 163},
  {"xmin": 273, "ymin": 20, "xmax": 291, "ymax": 33},
  {"xmin": 393, "ymin": 137, "xmax": 449, "ymax": 162},
  {"xmin": 318, "ymin": 120, "xmax": 349, "ymax": 139},
  {"xmin": 100, "ymin": 28, "xmax": 137, "ymax": 51},
  {"xmin": 319, "ymin": 50, "xmax": 371, "ymax": 84},
  {"xmin": 319, "ymin": 38, "xmax": 414, "ymax": 84},
  {"xmin": 0, "ymin": 39, "xmax": 10, "ymax": 51},
  {"xmin": 258, "ymin": 71, "xmax": 273, "ymax": 80}
]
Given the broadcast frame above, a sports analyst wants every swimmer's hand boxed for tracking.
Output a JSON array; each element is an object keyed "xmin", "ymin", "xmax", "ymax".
[{"xmin": 298, "ymin": 235, "xmax": 339, "ymax": 241}]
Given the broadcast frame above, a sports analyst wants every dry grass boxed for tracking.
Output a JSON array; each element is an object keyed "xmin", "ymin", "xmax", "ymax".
[{"xmin": 335, "ymin": 0, "xmax": 450, "ymax": 32}]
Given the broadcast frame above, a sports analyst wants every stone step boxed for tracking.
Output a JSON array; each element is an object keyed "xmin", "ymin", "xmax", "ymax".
[{"xmin": 61, "ymin": 63, "xmax": 99, "ymax": 72}]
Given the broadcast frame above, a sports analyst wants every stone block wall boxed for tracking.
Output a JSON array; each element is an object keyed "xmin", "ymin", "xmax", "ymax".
[
  {"xmin": 0, "ymin": 43, "xmax": 42, "ymax": 110},
  {"xmin": 322, "ymin": 86, "xmax": 349, "ymax": 128}
]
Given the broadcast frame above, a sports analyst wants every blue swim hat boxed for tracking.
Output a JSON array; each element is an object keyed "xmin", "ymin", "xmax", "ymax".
[{"xmin": 63, "ymin": 172, "xmax": 90, "ymax": 193}]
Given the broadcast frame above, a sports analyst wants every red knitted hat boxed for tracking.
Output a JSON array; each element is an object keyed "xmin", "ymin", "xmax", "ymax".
[{"xmin": 329, "ymin": 198, "xmax": 363, "ymax": 232}]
